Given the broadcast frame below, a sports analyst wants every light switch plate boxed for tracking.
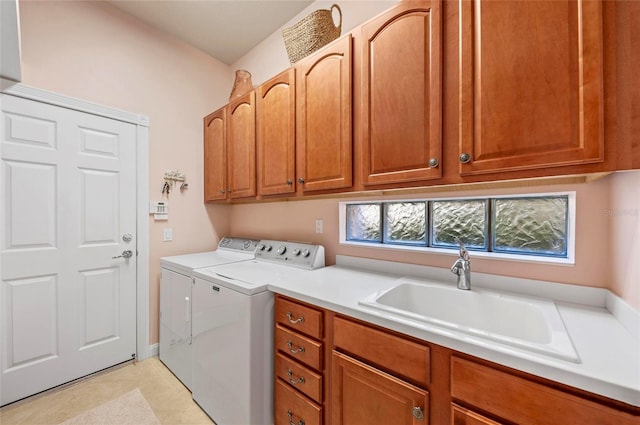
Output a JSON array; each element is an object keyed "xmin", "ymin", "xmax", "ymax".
[
  {"xmin": 315, "ymin": 219, "xmax": 323, "ymax": 234},
  {"xmin": 163, "ymin": 228, "xmax": 173, "ymax": 241}
]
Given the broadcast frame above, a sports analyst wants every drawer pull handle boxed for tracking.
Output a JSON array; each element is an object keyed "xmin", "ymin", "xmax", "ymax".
[
  {"xmin": 286, "ymin": 312, "xmax": 305, "ymax": 324},
  {"xmin": 286, "ymin": 340, "xmax": 305, "ymax": 354},
  {"xmin": 286, "ymin": 368, "xmax": 305, "ymax": 385},
  {"xmin": 287, "ymin": 409, "xmax": 305, "ymax": 425},
  {"xmin": 412, "ymin": 406, "xmax": 424, "ymax": 420}
]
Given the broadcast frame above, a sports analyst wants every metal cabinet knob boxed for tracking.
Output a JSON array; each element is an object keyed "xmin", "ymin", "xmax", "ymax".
[
  {"xmin": 287, "ymin": 179, "xmax": 293, "ymax": 185},
  {"xmin": 428, "ymin": 158, "xmax": 439, "ymax": 168},
  {"xmin": 298, "ymin": 177, "xmax": 305, "ymax": 184},
  {"xmin": 459, "ymin": 153, "xmax": 471, "ymax": 163},
  {"xmin": 219, "ymin": 189, "xmax": 225, "ymax": 194},
  {"xmin": 412, "ymin": 406, "xmax": 424, "ymax": 420}
]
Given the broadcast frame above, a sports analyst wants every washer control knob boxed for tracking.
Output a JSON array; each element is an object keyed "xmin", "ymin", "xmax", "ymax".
[
  {"xmin": 301, "ymin": 249, "xmax": 310, "ymax": 257},
  {"xmin": 257, "ymin": 244, "xmax": 265, "ymax": 251},
  {"xmin": 265, "ymin": 245, "xmax": 272, "ymax": 252},
  {"xmin": 292, "ymin": 248, "xmax": 301, "ymax": 256},
  {"xmin": 277, "ymin": 245, "xmax": 287, "ymax": 255}
]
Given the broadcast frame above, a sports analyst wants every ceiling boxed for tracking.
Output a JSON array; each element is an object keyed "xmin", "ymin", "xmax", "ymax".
[{"xmin": 107, "ymin": 0, "xmax": 314, "ymax": 65}]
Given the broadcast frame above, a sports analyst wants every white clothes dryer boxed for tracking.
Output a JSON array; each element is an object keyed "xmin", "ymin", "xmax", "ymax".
[
  {"xmin": 191, "ymin": 240, "xmax": 325, "ymax": 425},
  {"xmin": 159, "ymin": 237, "xmax": 259, "ymax": 390}
]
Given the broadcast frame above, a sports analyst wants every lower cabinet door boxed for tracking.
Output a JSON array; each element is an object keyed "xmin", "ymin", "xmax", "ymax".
[
  {"xmin": 275, "ymin": 379, "xmax": 322, "ymax": 425},
  {"xmin": 452, "ymin": 404, "xmax": 503, "ymax": 425},
  {"xmin": 331, "ymin": 351, "xmax": 429, "ymax": 425}
]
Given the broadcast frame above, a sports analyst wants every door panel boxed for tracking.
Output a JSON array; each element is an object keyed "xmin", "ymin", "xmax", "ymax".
[
  {"xmin": 296, "ymin": 35, "xmax": 352, "ymax": 192},
  {"xmin": 3, "ymin": 161, "xmax": 56, "ymax": 249},
  {"xmin": 3, "ymin": 275, "xmax": 58, "ymax": 368},
  {"xmin": 362, "ymin": 0, "xmax": 442, "ymax": 185},
  {"xmin": 1, "ymin": 94, "xmax": 137, "ymax": 406},
  {"xmin": 459, "ymin": 0, "xmax": 604, "ymax": 174},
  {"xmin": 204, "ymin": 108, "xmax": 227, "ymax": 201},
  {"xmin": 79, "ymin": 267, "xmax": 120, "ymax": 347},
  {"xmin": 227, "ymin": 91, "xmax": 256, "ymax": 199}
]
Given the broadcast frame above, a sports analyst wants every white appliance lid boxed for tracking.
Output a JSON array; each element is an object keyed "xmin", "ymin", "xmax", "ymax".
[
  {"xmin": 193, "ymin": 260, "xmax": 312, "ymax": 295},
  {"xmin": 160, "ymin": 250, "xmax": 254, "ymax": 275}
]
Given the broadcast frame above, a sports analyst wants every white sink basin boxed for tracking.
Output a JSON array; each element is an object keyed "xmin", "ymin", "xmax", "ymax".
[{"xmin": 358, "ymin": 278, "xmax": 580, "ymax": 363}]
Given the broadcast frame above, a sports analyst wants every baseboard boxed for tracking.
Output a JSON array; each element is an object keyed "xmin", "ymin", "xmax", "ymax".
[{"xmin": 148, "ymin": 343, "xmax": 159, "ymax": 357}]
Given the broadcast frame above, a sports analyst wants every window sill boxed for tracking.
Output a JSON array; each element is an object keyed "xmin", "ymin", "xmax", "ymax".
[{"xmin": 339, "ymin": 240, "xmax": 575, "ymax": 266}]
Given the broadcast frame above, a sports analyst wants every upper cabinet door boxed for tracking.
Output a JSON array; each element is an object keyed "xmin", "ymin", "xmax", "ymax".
[
  {"xmin": 459, "ymin": 0, "xmax": 604, "ymax": 175},
  {"xmin": 296, "ymin": 35, "xmax": 353, "ymax": 193},
  {"xmin": 256, "ymin": 69, "xmax": 296, "ymax": 196},
  {"xmin": 227, "ymin": 91, "xmax": 256, "ymax": 199},
  {"xmin": 361, "ymin": 0, "xmax": 442, "ymax": 186},
  {"xmin": 203, "ymin": 108, "xmax": 227, "ymax": 202}
]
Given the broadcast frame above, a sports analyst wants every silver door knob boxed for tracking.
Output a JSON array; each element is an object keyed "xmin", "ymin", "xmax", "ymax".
[
  {"xmin": 113, "ymin": 250, "xmax": 134, "ymax": 259},
  {"xmin": 459, "ymin": 153, "xmax": 471, "ymax": 163}
]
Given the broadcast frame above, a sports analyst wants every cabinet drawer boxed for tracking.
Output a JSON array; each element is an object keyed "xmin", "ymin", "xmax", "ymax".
[
  {"xmin": 451, "ymin": 403, "xmax": 502, "ymax": 425},
  {"xmin": 275, "ymin": 352, "xmax": 323, "ymax": 403},
  {"xmin": 451, "ymin": 356, "xmax": 639, "ymax": 425},
  {"xmin": 275, "ymin": 296, "xmax": 323, "ymax": 339},
  {"xmin": 275, "ymin": 324, "xmax": 323, "ymax": 370},
  {"xmin": 333, "ymin": 316, "xmax": 430, "ymax": 386},
  {"xmin": 275, "ymin": 379, "xmax": 322, "ymax": 425}
]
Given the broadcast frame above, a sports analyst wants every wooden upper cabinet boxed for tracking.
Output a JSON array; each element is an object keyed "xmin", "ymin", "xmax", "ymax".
[
  {"xmin": 361, "ymin": 0, "xmax": 442, "ymax": 186},
  {"xmin": 227, "ymin": 91, "xmax": 256, "ymax": 199},
  {"xmin": 203, "ymin": 107, "xmax": 227, "ymax": 202},
  {"xmin": 256, "ymin": 69, "xmax": 296, "ymax": 196},
  {"xmin": 296, "ymin": 35, "xmax": 353, "ymax": 193},
  {"xmin": 459, "ymin": 0, "xmax": 604, "ymax": 175}
]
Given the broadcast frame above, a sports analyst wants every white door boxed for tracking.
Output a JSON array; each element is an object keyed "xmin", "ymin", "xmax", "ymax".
[{"xmin": 0, "ymin": 94, "xmax": 137, "ymax": 405}]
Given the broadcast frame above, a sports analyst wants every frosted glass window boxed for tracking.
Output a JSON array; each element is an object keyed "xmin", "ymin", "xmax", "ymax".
[
  {"xmin": 383, "ymin": 202, "xmax": 427, "ymax": 245},
  {"xmin": 341, "ymin": 193, "xmax": 572, "ymax": 260},
  {"xmin": 346, "ymin": 203, "xmax": 381, "ymax": 242},
  {"xmin": 430, "ymin": 200, "xmax": 488, "ymax": 249},
  {"xmin": 492, "ymin": 196, "xmax": 568, "ymax": 257}
]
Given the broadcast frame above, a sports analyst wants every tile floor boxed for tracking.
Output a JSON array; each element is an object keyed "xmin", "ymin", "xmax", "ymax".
[{"xmin": 0, "ymin": 357, "xmax": 213, "ymax": 425}]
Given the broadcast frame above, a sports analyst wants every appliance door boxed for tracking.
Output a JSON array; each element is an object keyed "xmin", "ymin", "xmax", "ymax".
[
  {"xmin": 159, "ymin": 268, "xmax": 193, "ymax": 389},
  {"xmin": 192, "ymin": 276, "xmax": 274, "ymax": 425}
]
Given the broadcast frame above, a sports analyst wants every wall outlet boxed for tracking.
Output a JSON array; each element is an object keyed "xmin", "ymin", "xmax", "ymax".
[
  {"xmin": 163, "ymin": 228, "xmax": 173, "ymax": 241},
  {"xmin": 315, "ymin": 219, "xmax": 324, "ymax": 234}
]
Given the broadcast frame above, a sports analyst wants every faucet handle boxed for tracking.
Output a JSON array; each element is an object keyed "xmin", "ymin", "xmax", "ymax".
[{"xmin": 454, "ymin": 237, "xmax": 470, "ymax": 260}]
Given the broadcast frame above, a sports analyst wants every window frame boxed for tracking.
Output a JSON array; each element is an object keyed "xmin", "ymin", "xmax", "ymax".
[{"xmin": 339, "ymin": 192, "xmax": 576, "ymax": 265}]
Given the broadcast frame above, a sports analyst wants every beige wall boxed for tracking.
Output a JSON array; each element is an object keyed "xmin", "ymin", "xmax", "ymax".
[
  {"xmin": 18, "ymin": 0, "xmax": 233, "ymax": 345},
  {"xmin": 609, "ymin": 170, "xmax": 640, "ymax": 309},
  {"xmin": 230, "ymin": 178, "xmax": 616, "ymax": 289}
]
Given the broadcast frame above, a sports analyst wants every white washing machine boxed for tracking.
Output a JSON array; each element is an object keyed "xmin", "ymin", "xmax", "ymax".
[
  {"xmin": 191, "ymin": 240, "xmax": 325, "ymax": 425},
  {"xmin": 159, "ymin": 237, "xmax": 259, "ymax": 390}
]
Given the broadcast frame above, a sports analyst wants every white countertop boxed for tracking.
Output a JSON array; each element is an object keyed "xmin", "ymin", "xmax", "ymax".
[{"xmin": 267, "ymin": 256, "xmax": 640, "ymax": 407}]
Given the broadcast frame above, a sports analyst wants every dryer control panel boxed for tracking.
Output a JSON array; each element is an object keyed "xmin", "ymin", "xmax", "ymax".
[
  {"xmin": 255, "ymin": 240, "xmax": 325, "ymax": 269},
  {"xmin": 217, "ymin": 237, "xmax": 261, "ymax": 253}
]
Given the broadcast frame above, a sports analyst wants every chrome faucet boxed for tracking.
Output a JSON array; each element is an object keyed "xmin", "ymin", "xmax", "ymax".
[{"xmin": 450, "ymin": 238, "xmax": 471, "ymax": 290}]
